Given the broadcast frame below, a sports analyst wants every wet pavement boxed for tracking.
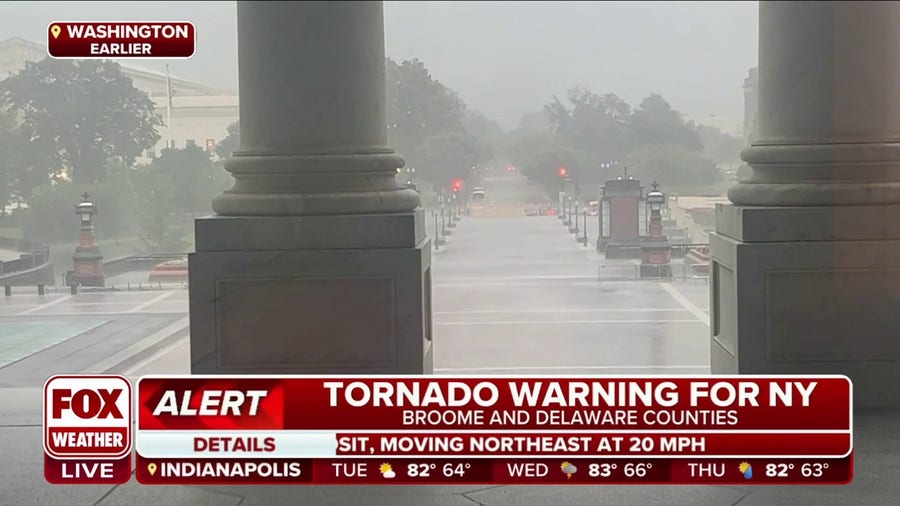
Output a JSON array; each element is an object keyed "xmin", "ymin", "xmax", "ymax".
[{"xmin": 0, "ymin": 173, "xmax": 896, "ymax": 505}]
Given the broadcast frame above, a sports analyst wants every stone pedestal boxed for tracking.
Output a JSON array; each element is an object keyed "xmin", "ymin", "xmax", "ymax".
[
  {"xmin": 71, "ymin": 252, "xmax": 104, "ymax": 287},
  {"xmin": 711, "ymin": 2, "xmax": 900, "ymax": 407},
  {"xmin": 71, "ymin": 232, "xmax": 104, "ymax": 287},
  {"xmin": 190, "ymin": 214, "xmax": 432, "ymax": 374},
  {"xmin": 711, "ymin": 205, "xmax": 900, "ymax": 407},
  {"xmin": 639, "ymin": 230, "xmax": 672, "ymax": 279},
  {"xmin": 598, "ymin": 178, "xmax": 645, "ymax": 258},
  {"xmin": 190, "ymin": 2, "xmax": 432, "ymax": 374}
]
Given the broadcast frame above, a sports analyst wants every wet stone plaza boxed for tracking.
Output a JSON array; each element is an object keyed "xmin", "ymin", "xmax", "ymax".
[{"xmin": 0, "ymin": 175, "xmax": 898, "ymax": 505}]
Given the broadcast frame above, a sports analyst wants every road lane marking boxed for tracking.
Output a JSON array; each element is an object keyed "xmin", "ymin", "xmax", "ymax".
[
  {"xmin": 80, "ymin": 317, "xmax": 190, "ymax": 373},
  {"xmin": 0, "ymin": 302, "xmax": 140, "ymax": 308},
  {"xmin": 436, "ymin": 365, "xmax": 710, "ymax": 372},
  {"xmin": 435, "ymin": 319, "xmax": 702, "ymax": 325},
  {"xmin": 660, "ymin": 282, "xmax": 710, "ymax": 326},
  {"xmin": 126, "ymin": 291, "xmax": 175, "ymax": 313},
  {"xmin": 123, "ymin": 335, "xmax": 189, "ymax": 376},
  {"xmin": 435, "ymin": 308, "xmax": 690, "ymax": 314},
  {"xmin": 0, "ymin": 311, "xmax": 186, "ymax": 318},
  {"xmin": 436, "ymin": 275, "xmax": 600, "ymax": 282},
  {"xmin": 16, "ymin": 295, "xmax": 73, "ymax": 315}
]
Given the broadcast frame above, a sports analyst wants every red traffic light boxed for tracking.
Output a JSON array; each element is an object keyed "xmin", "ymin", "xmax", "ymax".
[
  {"xmin": 451, "ymin": 178, "xmax": 463, "ymax": 192},
  {"xmin": 557, "ymin": 166, "xmax": 568, "ymax": 177}
]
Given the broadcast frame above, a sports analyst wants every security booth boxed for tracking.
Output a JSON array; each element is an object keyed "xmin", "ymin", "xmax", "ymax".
[{"xmin": 596, "ymin": 176, "xmax": 651, "ymax": 258}]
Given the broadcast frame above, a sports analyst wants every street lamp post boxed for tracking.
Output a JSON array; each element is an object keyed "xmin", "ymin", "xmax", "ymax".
[
  {"xmin": 639, "ymin": 182, "xmax": 673, "ymax": 278},
  {"xmin": 581, "ymin": 209, "xmax": 589, "ymax": 246},
  {"xmin": 448, "ymin": 193, "xmax": 457, "ymax": 228},
  {"xmin": 571, "ymin": 201, "xmax": 580, "ymax": 234},
  {"xmin": 434, "ymin": 210, "xmax": 445, "ymax": 248}
]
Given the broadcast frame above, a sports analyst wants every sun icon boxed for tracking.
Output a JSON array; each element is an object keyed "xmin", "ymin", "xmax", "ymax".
[{"xmin": 379, "ymin": 463, "xmax": 396, "ymax": 479}]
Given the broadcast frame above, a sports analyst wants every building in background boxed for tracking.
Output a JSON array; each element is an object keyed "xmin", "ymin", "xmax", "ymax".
[{"xmin": 0, "ymin": 37, "xmax": 238, "ymax": 162}]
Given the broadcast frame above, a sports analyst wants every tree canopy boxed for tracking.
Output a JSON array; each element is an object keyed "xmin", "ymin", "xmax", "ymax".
[
  {"xmin": 386, "ymin": 58, "xmax": 493, "ymax": 188},
  {"xmin": 508, "ymin": 87, "xmax": 729, "ymax": 192},
  {"xmin": 0, "ymin": 58, "xmax": 161, "ymax": 189}
]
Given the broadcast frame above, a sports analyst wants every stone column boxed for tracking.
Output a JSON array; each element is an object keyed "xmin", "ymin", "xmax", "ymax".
[
  {"xmin": 711, "ymin": 1, "xmax": 900, "ymax": 407},
  {"xmin": 189, "ymin": 2, "xmax": 433, "ymax": 374}
]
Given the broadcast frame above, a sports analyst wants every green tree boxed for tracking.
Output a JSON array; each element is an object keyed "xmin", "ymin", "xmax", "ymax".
[
  {"xmin": 21, "ymin": 183, "xmax": 82, "ymax": 243},
  {"xmin": 630, "ymin": 94, "xmax": 702, "ymax": 151},
  {"xmin": 417, "ymin": 131, "xmax": 490, "ymax": 188},
  {"xmin": 94, "ymin": 159, "xmax": 137, "ymax": 241},
  {"xmin": 147, "ymin": 145, "xmax": 222, "ymax": 215},
  {"xmin": 625, "ymin": 145, "xmax": 721, "ymax": 187},
  {"xmin": 386, "ymin": 58, "xmax": 466, "ymax": 157},
  {"xmin": 696, "ymin": 124, "xmax": 745, "ymax": 164},
  {"xmin": 0, "ymin": 107, "xmax": 17, "ymax": 213},
  {"xmin": 385, "ymin": 58, "xmax": 494, "ymax": 186},
  {"xmin": 20, "ymin": 158, "xmax": 138, "ymax": 243},
  {"xmin": 131, "ymin": 165, "xmax": 188, "ymax": 253},
  {"xmin": 216, "ymin": 121, "xmax": 240, "ymax": 160},
  {"xmin": 0, "ymin": 58, "xmax": 161, "ymax": 187},
  {"xmin": 544, "ymin": 87, "xmax": 633, "ymax": 166}
]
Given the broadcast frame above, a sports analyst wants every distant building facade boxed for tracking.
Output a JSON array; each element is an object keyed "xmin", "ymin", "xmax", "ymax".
[
  {"xmin": 743, "ymin": 67, "xmax": 759, "ymax": 143},
  {"xmin": 0, "ymin": 37, "xmax": 238, "ymax": 163}
]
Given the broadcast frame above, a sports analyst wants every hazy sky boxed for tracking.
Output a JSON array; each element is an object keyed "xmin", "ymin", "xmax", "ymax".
[{"xmin": 0, "ymin": 1, "xmax": 757, "ymax": 133}]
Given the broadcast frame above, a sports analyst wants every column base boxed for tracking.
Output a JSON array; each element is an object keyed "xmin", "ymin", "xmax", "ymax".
[
  {"xmin": 711, "ymin": 204, "xmax": 900, "ymax": 408},
  {"xmin": 189, "ymin": 212, "xmax": 433, "ymax": 374}
]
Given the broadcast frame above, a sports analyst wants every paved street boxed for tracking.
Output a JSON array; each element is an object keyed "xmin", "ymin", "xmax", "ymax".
[{"xmin": 0, "ymin": 173, "xmax": 896, "ymax": 505}]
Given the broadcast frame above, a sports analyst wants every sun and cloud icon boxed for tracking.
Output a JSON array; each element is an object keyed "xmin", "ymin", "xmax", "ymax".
[
  {"xmin": 379, "ymin": 463, "xmax": 396, "ymax": 479},
  {"xmin": 739, "ymin": 462, "xmax": 753, "ymax": 480}
]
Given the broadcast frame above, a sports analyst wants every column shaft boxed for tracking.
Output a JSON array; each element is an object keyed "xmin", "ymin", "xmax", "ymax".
[
  {"xmin": 190, "ymin": 2, "xmax": 432, "ymax": 375},
  {"xmin": 214, "ymin": 1, "xmax": 418, "ymax": 216},
  {"xmin": 732, "ymin": 1, "xmax": 900, "ymax": 206},
  {"xmin": 712, "ymin": 1, "xmax": 900, "ymax": 408}
]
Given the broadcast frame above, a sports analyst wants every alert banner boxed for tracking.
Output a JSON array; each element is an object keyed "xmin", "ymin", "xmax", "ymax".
[{"xmin": 136, "ymin": 375, "xmax": 852, "ymax": 431}]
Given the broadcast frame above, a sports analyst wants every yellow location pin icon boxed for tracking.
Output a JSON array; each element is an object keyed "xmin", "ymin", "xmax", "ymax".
[
  {"xmin": 50, "ymin": 25, "xmax": 61, "ymax": 39},
  {"xmin": 147, "ymin": 463, "xmax": 157, "ymax": 476}
]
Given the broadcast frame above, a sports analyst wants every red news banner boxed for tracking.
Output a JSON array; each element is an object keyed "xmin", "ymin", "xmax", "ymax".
[
  {"xmin": 47, "ymin": 22, "xmax": 195, "ymax": 58},
  {"xmin": 136, "ymin": 375, "xmax": 851, "ymax": 485},
  {"xmin": 44, "ymin": 375, "xmax": 853, "ymax": 485}
]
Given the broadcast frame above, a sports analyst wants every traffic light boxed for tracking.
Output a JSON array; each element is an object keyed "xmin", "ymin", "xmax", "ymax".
[
  {"xmin": 557, "ymin": 166, "xmax": 568, "ymax": 177},
  {"xmin": 452, "ymin": 178, "xmax": 463, "ymax": 192}
]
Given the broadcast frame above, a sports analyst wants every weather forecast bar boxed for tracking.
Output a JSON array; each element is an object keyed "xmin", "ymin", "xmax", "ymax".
[{"xmin": 131, "ymin": 456, "xmax": 853, "ymax": 485}]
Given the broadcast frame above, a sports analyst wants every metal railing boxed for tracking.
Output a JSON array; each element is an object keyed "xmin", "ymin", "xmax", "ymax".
[
  {"xmin": 596, "ymin": 262, "xmax": 710, "ymax": 282},
  {"xmin": 102, "ymin": 253, "xmax": 188, "ymax": 277},
  {"xmin": 0, "ymin": 236, "xmax": 54, "ymax": 287}
]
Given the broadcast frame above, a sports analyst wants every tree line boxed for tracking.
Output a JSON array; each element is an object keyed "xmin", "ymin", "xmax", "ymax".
[
  {"xmin": 507, "ymin": 87, "xmax": 743, "ymax": 196},
  {"xmin": 0, "ymin": 55, "xmax": 742, "ymax": 251}
]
